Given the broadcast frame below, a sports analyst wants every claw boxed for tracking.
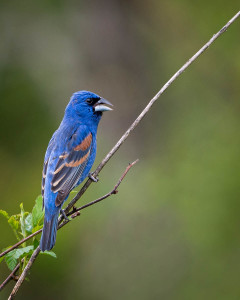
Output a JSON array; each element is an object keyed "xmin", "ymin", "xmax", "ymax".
[
  {"xmin": 88, "ymin": 172, "xmax": 99, "ymax": 182},
  {"xmin": 60, "ymin": 209, "xmax": 70, "ymax": 221}
]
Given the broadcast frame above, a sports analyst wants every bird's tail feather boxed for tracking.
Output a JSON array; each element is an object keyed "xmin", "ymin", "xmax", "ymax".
[{"xmin": 40, "ymin": 213, "xmax": 59, "ymax": 251}]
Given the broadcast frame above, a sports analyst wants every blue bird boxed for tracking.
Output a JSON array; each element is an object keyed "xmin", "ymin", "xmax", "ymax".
[{"xmin": 40, "ymin": 91, "xmax": 112, "ymax": 251}]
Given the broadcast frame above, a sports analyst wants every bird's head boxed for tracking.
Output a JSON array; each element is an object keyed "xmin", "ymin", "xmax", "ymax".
[{"xmin": 65, "ymin": 90, "xmax": 113, "ymax": 126}]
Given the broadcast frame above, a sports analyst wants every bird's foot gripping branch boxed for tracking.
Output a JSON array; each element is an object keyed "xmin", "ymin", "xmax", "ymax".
[
  {"xmin": 0, "ymin": 160, "xmax": 138, "ymax": 294},
  {"xmin": 0, "ymin": 10, "xmax": 239, "ymax": 300}
]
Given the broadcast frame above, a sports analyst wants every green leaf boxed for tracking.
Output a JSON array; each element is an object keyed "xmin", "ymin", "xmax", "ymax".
[
  {"xmin": 32, "ymin": 196, "xmax": 44, "ymax": 228},
  {"xmin": 24, "ymin": 213, "xmax": 33, "ymax": 234},
  {"xmin": 40, "ymin": 251, "xmax": 57, "ymax": 258},
  {"xmin": 0, "ymin": 210, "xmax": 9, "ymax": 220},
  {"xmin": 20, "ymin": 203, "xmax": 27, "ymax": 239},
  {"xmin": 5, "ymin": 253, "xmax": 17, "ymax": 271},
  {"xmin": 0, "ymin": 256, "xmax": 4, "ymax": 264},
  {"xmin": 5, "ymin": 246, "xmax": 34, "ymax": 271},
  {"xmin": 8, "ymin": 216, "xmax": 19, "ymax": 231},
  {"xmin": 32, "ymin": 224, "xmax": 43, "ymax": 233},
  {"xmin": 8, "ymin": 215, "xmax": 20, "ymax": 240}
]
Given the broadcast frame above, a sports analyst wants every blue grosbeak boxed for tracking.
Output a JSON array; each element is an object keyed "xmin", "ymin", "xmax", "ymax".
[{"xmin": 40, "ymin": 91, "xmax": 112, "ymax": 251}]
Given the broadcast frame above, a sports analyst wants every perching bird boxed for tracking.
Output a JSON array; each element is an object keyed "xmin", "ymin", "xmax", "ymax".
[{"xmin": 40, "ymin": 91, "xmax": 112, "ymax": 251}]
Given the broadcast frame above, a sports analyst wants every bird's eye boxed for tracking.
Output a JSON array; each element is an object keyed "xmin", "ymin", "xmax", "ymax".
[{"xmin": 86, "ymin": 98, "xmax": 94, "ymax": 105}]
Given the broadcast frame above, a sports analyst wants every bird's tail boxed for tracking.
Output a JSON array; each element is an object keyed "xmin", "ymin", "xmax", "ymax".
[{"xmin": 40, "ymin": 213, "xmax": 59, "ymax": 251}]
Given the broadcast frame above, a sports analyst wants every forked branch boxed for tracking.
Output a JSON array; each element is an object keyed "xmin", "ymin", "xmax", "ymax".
[
  {"xmin": 7, "ymin": 10, "xmax": 240, "ymax": 299},
  {"xmin": 6, "ymin": 160, "xmax": 138, "ymax": 299}
]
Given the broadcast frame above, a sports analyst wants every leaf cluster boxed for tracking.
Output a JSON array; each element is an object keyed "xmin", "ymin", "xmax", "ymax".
[{"xmin": 0, "ymin": 196, "xmax": 56, "ymax": 273}]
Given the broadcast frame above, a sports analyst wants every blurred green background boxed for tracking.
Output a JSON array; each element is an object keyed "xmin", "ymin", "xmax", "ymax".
[{"xmin": 1, "ymin": 1, "xmax": 240, "ymax": 299}]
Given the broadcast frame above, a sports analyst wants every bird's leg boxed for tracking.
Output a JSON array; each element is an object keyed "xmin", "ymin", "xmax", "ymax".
[
  {"xmin": 60, "ymin": 209, "xmax": 70, "ymax": 221},
  {"xmin": 88, "ymin": 172, "xmax": 99, "ymax": 182}
]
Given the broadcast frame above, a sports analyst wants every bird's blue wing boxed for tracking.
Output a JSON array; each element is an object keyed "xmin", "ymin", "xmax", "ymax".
[
  {"xmin": 41, "ymin": 132, "xmax": 57, "ymax": 206},
  {"xmin": 51, "ymin": 129, "xmax": 93, "ymax": 206}
]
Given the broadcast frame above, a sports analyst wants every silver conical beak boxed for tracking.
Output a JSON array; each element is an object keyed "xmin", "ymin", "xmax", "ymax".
[{"xmin": 94, "ymin": 98, "xmax": 113, "ymax": 112}]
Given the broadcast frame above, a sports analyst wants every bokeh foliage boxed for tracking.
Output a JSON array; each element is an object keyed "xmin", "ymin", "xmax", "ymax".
[{"xmin": 0, "ymin": 0, "xmax": 240, "ymax": 299}]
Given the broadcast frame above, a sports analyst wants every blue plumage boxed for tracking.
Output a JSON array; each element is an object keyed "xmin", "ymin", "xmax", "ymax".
[{"xmin": 40, "ymin": 91, "xmax": 112, "ymax": 251}]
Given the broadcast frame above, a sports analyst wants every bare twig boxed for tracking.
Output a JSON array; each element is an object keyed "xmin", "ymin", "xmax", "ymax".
[
  {"xmin": 0, "ymin": 263, "xmax": 20, "ymax": 291},
  {"xmin": 63, "ymin": 10, "xmax": 240, "ymax": 216},
  {"xmin": 0, "ymin": 160, "xmax": 138, "ymax": 260},
  {"xmin": 68, "ymin": 159, "xmax": 139, "ymax": 216},
  {"xmin": 2, "ymin": 12, "xmax": 239, "ymax": 260},
  {"xmin": 0, "ymin": 222, "xmax": 72, "ymax": 259},
  {"xmin": 3, "ymin": 160, "xmax": 138, "ymax": 295},
  {"xmin": 8, "ymin": 247, "xmax": 40, "ymax": 300},
  {"xmin": 0, "ymin": 230, "xmax": 42, "ymax": 259},
  {"xmin": 0, "ymin": 218, "xmax": 73, "ymax": 291},
  {"xmin": 7, "ymin": 11, "xmax": 240, "ymax": 299}
]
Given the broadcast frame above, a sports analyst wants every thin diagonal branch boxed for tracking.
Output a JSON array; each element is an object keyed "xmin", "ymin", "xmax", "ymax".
[
  {"xmin": 0, "ymin": 160, "xmax": 138, "ymax": 259},
  {"xmin": 0, "ymin": 230, "xmax": 42, "ymax": 259},
  {"xmin": 0, "ymin": 263, "xmax": 20, "ymax": 291},
  {"xmin": 6, "ymin": 160, "xmax": 138, "ymax": 298},
  {"xmin": 67, "ymin": 159, "xmax": 139, "ymax": 216},
  {"xmin": 2, "ymin": 11, "xmax": 239, "ymax": 260},
  {"xmin": 7, "ymin": 11, "xmax": 240, "ymax": 299},
  {"xmin": 63, "ymin": 10, "xmax": 240, "ymax": 216},
  {"xmin": 8, "ymin": 247, "xmax": 40, "ymax": 300}
]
